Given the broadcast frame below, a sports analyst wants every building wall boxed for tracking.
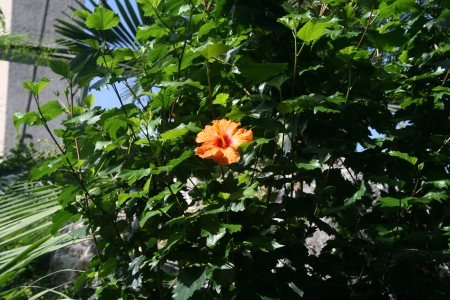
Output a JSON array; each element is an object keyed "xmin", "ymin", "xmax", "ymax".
[{"xmin": 0, "ymin": 0, "xmax": 84, "ymax": 156}]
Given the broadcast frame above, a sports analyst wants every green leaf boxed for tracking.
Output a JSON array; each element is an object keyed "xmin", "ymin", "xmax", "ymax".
[
  {"xmin": 288, "ymin": 282, "xmax": 304, "ymax": 297},
  {"xmin": 23, "ymin": 77, "xmax": 51, "ymax": 94},
  {"xmin": 242, "ymin": 236, "xmax": 284, "ymax": 252},
  {"xmin": 140, "ymin": 203, "xmax": 174, "ymax": 227},
  {"xmin": 104, "ymin": 117, "xmax": 127, "ymax": 139},
  {"xmin": 29, "ymin": 156, "xmax": 66, "ymax": 181},
  {"xmin": 367, "ymin": 28, "xmax": 408, "ymax": 51},
  {"xmin": 157, "ymin": 150, "xmax": 193, "ymax": 172},
  {"xmin": 239, "ymin": 63, "xmax": 288, "ymax": 84},
  {"xmin": 158, "ymin": 80, "xmax": 204, "ymax": 90},
  {"xmin": 118, "ymin": 168, "xmax": 151, "ymax": 185},
  {"xmin": 377, "ymin": 197, "xmax": 410, "ymax": 209},
  {"xmin": 51, "ymin": 210, "xmax": 80, "ymax": 235},
  {"xmin": 172, "ymin": 266, "xmax": 213, "ymax": 300},
  {"xmin": 48, "ymin": 60, "xmax": 71, "ymax": 78},
  {"xmin": 297, "ymin": 21, "xmax": 328, "ymax": 42},
  {"xmin": 89, "ymin": 73, "xmax": 112, "ymax": 91},
  {"xmin": 98, "ymin": 258, "xmax": 117, "ymax": 278},
  {"xmin": 212, "ymin": 93, "xmax": 229, "ymax": 106},
  {"xmin": 344, "ymin": 180, "xmax": 366, "ymax": 207},
  {"xmin": 12, "ymin": 111, "xmax": 42, "ymax": 132},
  {"xmin": 389, "ymin": 151, "xmax": 418, "ymax": 165},
  {"xmin": 160, "ymin": 125, "xmax": 189, "ymax": 142},
  {"xmin": 83, "ymin": 94, "xmax": 95, "ymax": 109},
  {"xmin": 65, "ymin": 110, "xmax": 97, "ymax": 124},
  {"xmin": 296, "ymin": 159, "xmax": 321, "ymax": 170},
  {"xmin": 197, "ymin": 42, "xmax": 230, "ymax": 59},
  {"xmin": 40, "ymin": 100, "xmax": 63, "ymax": 121},
  {"xmin": 81, "ymin": 38, "xmax": 100, "ymax": 50},
  {"xmin": 86, "ymin": 7, "xmax": 120, "ymax": 30},
  {"xmin": 72, "ymin": 9, "xmax": 90, "ymax": 19}
]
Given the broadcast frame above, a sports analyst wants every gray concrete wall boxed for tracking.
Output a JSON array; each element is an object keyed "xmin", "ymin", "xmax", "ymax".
[{"xmin": 2, "ymin": 0, "xmax": 84, "ymax": 154}]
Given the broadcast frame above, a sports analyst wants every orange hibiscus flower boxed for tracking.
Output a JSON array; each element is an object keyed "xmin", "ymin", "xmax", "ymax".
[{"xmin": 195, "ymin": 119, "xmax": 253, "ymax": 165}]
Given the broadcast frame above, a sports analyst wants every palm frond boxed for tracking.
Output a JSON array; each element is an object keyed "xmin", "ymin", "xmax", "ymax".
[{"xmin": 0, "ymin": 173, "xmax": 90, "ymax": 290}]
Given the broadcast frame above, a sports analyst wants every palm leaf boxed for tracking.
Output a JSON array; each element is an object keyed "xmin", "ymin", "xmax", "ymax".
[{"xmin": 0, "ymin": 173, "xmax": 90, "ymax": 290}]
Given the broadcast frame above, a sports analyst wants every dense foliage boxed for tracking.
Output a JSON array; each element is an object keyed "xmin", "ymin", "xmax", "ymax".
[{"xmin": 9, "ymin": 0, "xmax": 450, "ymax": 298}]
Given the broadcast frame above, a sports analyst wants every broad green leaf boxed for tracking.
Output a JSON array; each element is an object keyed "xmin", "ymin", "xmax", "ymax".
[
  {"xmin": 172, "ymin": 266, "xmax": 213, "ymax": 300},
  {"xmin": 86, "ymin": 7, "xmax": 120, "ymax": 30},
  {"xmin": 23, "ymin": 77, "xmax": 51, "ymax": 94},
  {"xmin": 98, "ymin": 258, "xmax": 117, "ymax": 278},
  {"xmin": 157, "ymin": 150, "xmax": 193, "ymax": 172},
  {"xmin": 48, "ymin": 60, "xmax": 71, "ymax": 78},
  {"xmin": 104, "ymin": 118, "xmax": 127, "ymax": 139},
  {"xmin": 389, "ymin": 151, "xmax": 418, "ymax": 165},
  {"xmin": 198, "ymin": 21, "xmax": 216, "ymax": 38},
  {"xmin": 344, "ymin": 181, "xmax": 366, "ymax": 207},
  {"xmin": 296, "ymin": 159, "xmax": 321, "ymax": 170},
  {"xmin": 83, "ymin": 94, "xmax": 95, "ymax": 109},
  {"xmin": 212, "ymin": 93, "xmax": 229, "ymax": 106},
  {"xmin": 65, "ymin": 110, "xmax": 97, "ymax": 124},
  {"xmin": 12, "ymin": 111, "xmax": 42, "ymax": 132},
  {"xmin": 29, "ymin": 156, "xmax": 66, "ymax": 181},
  {"xmin": 72, "ymin": 9, "xmax": 90, "ymax": 19},
  {"xmin": 118, "ymin": 168, "xmax": 151, "ymax": 185},
  {"xmin": 81, "ymin": 38, "xmax": 100, "ymax": 50},
  {"xmin": 51, "ymin": 210, "xmax": 80, "ymax": 235},
  {"xmin": 239, "ymin": 63, "xmax": 288, "ymax": 84},
  {"xmin": 158, "ymin": 80, "xmax": 204, "ymax": 90},
  {"xmin": 297, "ymin": 21, "xmax": 328, "ymax": 42},
  {"xmin": 242, "ymin": 236, "xmax": 284, "ymax": 252},
  {"xmin": 40, "ymin": 100, "xmax": 63, "ymax": 121},
  {"xmin": 89, "ymin": 73, "xmax": 112, "ymax": 91},
  {"xmin": 140, "ymin": 203, "xmax": 174, "ymax": 227},
  {"xmin": 197, "ymin": 42, "xmax": 230, "ymax": 59},
  {"xmin": 367, "ymin": 28, "xmax": 408, "ymax": 51},
  {"xmin": 377, "ymin": 197, "xmax": 410, "ymax": 209},
  {"xmin": 160, "ymin": 125, "xmax": 189, "ymax": 142}
]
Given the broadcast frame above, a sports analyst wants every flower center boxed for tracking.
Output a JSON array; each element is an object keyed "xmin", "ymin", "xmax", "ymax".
[{"xmin": 213, "ymin": 123, "xmax": 228, "ymax": 148}]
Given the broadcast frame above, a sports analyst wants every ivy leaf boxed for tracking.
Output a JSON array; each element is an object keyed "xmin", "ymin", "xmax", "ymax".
[
  {"xmin": 297, "ymin": 21, "xmax": 328, "ymax": 42},
  {"xmin": 172, "ymin": 266, "xmax": 213, "ymax": 300},
  {"xmin": 86, "ymin": 7, "xmax": 120, "ymax": 30}
]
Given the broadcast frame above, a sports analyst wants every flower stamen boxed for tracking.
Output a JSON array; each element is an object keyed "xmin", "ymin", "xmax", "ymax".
[{"xmin": 213, "ymin": 122, "xmax": 227, "ymax": 148}]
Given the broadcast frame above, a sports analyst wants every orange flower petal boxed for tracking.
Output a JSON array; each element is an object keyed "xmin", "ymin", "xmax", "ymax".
[{"xmin": 195, "ymin": 119, "xmax": 253, "ymax": 165}]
